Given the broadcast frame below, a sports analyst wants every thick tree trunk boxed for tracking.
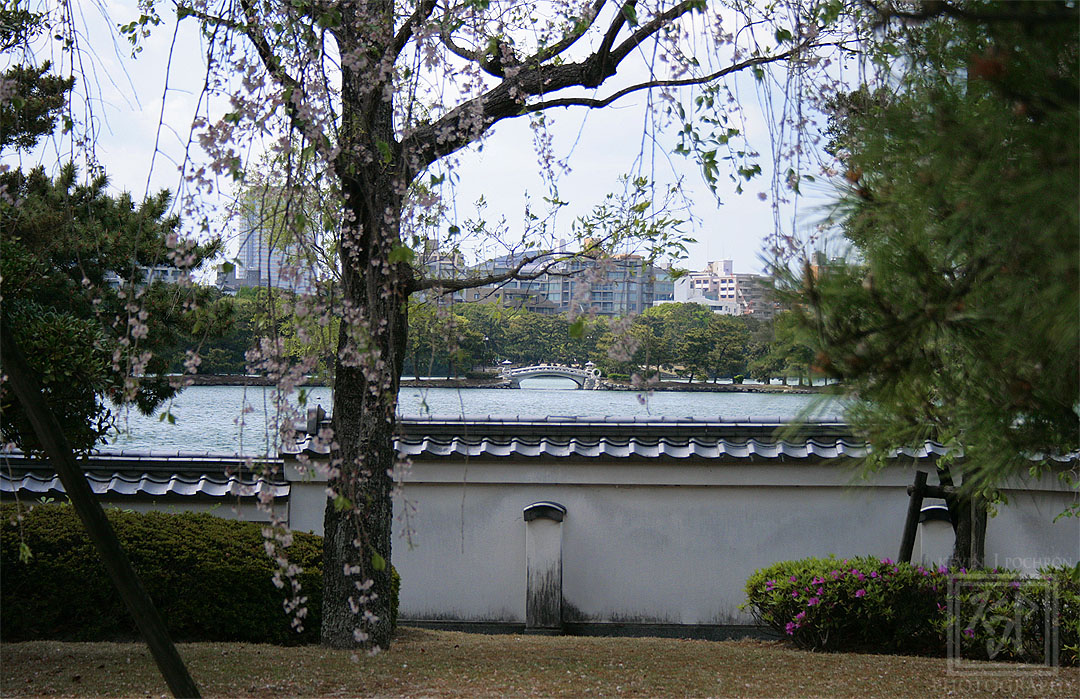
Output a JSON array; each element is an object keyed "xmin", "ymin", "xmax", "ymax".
[
  {"xmin": 321, "ymin": 192, "xmax": 408, "ymax": 649},
  {"xmin": 321, "ymin": 5, "xmax": 409, "ymax": 647}
]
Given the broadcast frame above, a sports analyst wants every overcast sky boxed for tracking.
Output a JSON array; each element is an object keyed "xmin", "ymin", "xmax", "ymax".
[{"xmin": 3, "ymin": 1, "xmax": 841, "ymax": 276}]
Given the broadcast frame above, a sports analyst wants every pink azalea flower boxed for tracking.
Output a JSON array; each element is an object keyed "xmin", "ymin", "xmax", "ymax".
[{"xmin": 855, "ymin": 589, "xmax": 866, "ymax": 598}]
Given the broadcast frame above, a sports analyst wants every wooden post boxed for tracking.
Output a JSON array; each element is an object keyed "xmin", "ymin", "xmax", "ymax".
[
  {"xmin": 898, "ymin": 470, "xmax": 929, "ymax": 563},
  {"xmin": 1, "ymin": 322, "xmax": 201, "ymax": 698}
]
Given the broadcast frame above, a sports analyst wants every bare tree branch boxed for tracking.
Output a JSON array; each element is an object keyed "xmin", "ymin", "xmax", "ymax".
[
  {"xmin": 178, "ymin": 1, "xmax": 310, "ymax": 134},
  {"xmin": 527, "ymin": 0, "xmax": 609, "ymax": 64},
  {"xmin": 604, "ymin": 0, "xmax": 695, "ymax": 71},
  {"xmin": 387, "ymin": 0, "xmax": 439, "ymax": 65},
  {"xmin": 409, "ymin": 251, "xmax": 582, "ymax": 294},
  {"xmin": 595, "ymin": 0, "xmax": 632, "ymax": 66},
  {"xmin": 402, "ymin": 1, "xmax": 715, "ymax": 175},
  {"xmin": 524, "ymin": 45, "xmax": 810, "ymax": 112}
]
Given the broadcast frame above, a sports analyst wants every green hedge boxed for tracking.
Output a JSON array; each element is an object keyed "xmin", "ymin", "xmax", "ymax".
[
  {"xmin": 744, "ymin": 555, "xmax": 1078, "ymax": 666},
  {"xmin": 0, "ymin": 504, "xmax": 399, "ymax": 644}
]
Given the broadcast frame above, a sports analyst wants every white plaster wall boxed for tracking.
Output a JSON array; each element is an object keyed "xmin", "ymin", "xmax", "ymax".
[{"xmin": 287, "ymin": 458, "xmax": 1079, "ymax": 627}]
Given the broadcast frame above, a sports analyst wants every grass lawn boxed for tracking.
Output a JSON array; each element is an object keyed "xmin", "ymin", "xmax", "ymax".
[{"xmin": 2, "ymin": 628, "xmax": 1077, "ymax": 697}]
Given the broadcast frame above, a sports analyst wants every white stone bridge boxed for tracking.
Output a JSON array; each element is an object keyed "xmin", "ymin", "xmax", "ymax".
[{"xmin": 500, "ymin": 364, "xmax": 602, "ymax": 389}]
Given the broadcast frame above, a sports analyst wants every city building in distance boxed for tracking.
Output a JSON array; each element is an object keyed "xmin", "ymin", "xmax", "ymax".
[
  {"xmin": 216, "ymin": 210, "xmax": 318, "ymax": 295},
  {"xmin": 668, "ymin": 260, "xmax": 779, "ymax": 321}
]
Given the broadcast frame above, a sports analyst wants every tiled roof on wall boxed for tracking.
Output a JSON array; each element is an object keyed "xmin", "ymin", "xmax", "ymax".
[
  {"xmin": 0, "ymin": 451, "xmax": 289, "ymax": 500},
  {"xmin": 285, "ymin": 415, "xmax": 949, "ymax": 462}
]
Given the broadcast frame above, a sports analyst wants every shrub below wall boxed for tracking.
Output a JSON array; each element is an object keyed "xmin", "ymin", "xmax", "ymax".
[
  {"xmin": 744, "ymin": 556, "xmax": 1078, "ymax": 666},
  {"xmin": 1, "ymin": 504, "xmax": 399, "ymax": 644}
]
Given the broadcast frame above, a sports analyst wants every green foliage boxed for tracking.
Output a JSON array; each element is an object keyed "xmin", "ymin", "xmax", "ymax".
[
  {"xmin": 401, "ymin": 301, "xmax": 766, "ymax": 381},
  {"xmin": 786, "ymin": 2, "xmax": 1079, "ymax": 491},
  {"xmin": 744, "ymin": 555, "xmax": 944, "ymax": 654},
  {"xmin": 748, "ymin": 311, "xmax": 814, "ymax": 385},
  {"xmin": 1, "ymin": 504, "xmax": 322, "ymax": 643},
  {"xmin": 744, "ymin": 556, "xmax": 1078, "ymax": 665},
  {"xmin": 0, "ymin": 164, "xmax": 227, "ymax": 452},
  {"xmin": 0, "ymin": 504, "xmax": 402, "ymax": 643},
  {"xmin": 0, "ymin": 61, "xmax": 229, "ymax": 452},
  {"xmin": 945, "ymin": 565, "xmax": 1079, "ymax": 666},
  {"xmin": 0, "ymin": 62, "xmax": 74, "ymax": 150}
]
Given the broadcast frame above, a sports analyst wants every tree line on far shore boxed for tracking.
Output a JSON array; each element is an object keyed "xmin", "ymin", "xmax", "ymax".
[{"xmin": 193, "ymin": 290, "xmax": 817, "ymax": 385}]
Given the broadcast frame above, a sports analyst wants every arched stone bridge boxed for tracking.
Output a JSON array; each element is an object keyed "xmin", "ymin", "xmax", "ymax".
[{"xmin": 500, "ymin": 364, "xmax": 602, "ymax": 389}]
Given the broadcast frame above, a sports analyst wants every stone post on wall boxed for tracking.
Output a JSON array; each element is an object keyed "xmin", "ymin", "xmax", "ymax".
[{"xmin": 523, "ymin": 501, "xmax": 566, "ymax": 633}]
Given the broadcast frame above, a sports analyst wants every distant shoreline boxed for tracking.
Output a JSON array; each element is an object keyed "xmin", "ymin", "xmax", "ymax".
[{"xmin": 181, "ymin": 374, "xmax": 830, "ymax": 394}]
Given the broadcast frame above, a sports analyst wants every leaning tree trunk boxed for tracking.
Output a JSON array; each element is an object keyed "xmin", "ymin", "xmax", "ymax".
[{"xmin": 321, "ymin": 12, "xmax": 410, "ymax": 647}]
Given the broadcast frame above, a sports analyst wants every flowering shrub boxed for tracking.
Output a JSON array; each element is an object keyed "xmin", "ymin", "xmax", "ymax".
[
  {"xmin": 942, "ymin": 565, "xmax": 1079, "ymax": 666},
  {"xmin": 744, "ymin": 555, "xmax": 944, "ymax": 654},
  {"xmin": 744, "ymin": 556, "xmax": 1078, "ymax": 666}
]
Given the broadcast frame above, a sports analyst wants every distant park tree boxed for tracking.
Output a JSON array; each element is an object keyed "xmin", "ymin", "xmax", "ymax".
[{"xmin": 783, "ymin": 1, "xmax": 1079, "ymax": 565}]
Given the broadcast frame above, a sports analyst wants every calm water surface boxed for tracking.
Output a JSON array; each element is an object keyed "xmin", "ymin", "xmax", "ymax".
[{"xmin": 105, "ymin": 379, "xmax": 842, "ymax": 454}]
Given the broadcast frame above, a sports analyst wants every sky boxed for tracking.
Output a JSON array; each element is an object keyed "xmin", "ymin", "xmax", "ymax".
[{"xmin": 3, "ymin": 1, "xmax": 842, "ymax": 277}]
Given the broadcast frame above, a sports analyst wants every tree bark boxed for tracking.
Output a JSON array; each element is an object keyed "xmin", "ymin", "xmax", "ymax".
[
  {"xmin": 940, "ymin": 465, "xmax": 988, "ymax": 569},
  {"xmin": 321, "ymin": 1, "xmax": 410, "ymax": 649}
]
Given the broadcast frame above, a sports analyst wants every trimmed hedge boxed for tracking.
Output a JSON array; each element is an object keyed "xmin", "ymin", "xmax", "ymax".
[
  {"xmin": 0, "ymin": 504, "xmax": 399, "ymax": 644},
  {"xmin": 744, "ymin": 555, "xmax": 1078, "ymax": 666}
]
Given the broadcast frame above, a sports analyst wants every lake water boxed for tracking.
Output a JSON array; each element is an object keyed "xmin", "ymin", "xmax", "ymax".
[{"xmin": 104, "ymin": 379, "xmax": 843, "ymax": 455}]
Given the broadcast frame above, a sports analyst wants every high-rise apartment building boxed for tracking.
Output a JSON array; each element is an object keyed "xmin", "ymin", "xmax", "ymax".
[{"xmin": 219, "ymin": 211, "xmax": 316, "ymax": 294}]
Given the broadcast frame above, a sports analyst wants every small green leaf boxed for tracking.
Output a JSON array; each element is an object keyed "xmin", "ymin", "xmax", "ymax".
[
  {"xmin": 388, "ymin": 244, "xmax": 415, "ymax": 265},
  {"xmin": 18, "ymin": 542, "xmax": 33, "ymax": 563},
  {"xmin": 333, "ymin": 495, "xmax": 352, "ymax": 512},
  {"xmin": 371, "ymin": 551, "xmax": 387, "ymax": 572},
  {"xmin": 375, "ymin": 139, "xmax": 393, "ymax": 164}
]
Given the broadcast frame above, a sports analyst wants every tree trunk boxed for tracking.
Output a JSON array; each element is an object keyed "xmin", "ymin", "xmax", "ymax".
[
  {"xmin": 321, "ymin": 6, "xmax": 409, "ymax": 647},
  {"xmin": 939, "ymin": 466, "xmax": 988, "ymax": 569}
]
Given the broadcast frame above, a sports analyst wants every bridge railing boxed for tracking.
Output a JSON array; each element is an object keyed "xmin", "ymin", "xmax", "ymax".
[{"xmin": 502, "ymin": 364, "xmax": 595, "ymax": 378}]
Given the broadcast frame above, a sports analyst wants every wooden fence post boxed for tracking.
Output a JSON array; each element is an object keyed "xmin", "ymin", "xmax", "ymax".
[{"xmin": 898, "ymin": 470, "xmax": 929, "ymax": 563}]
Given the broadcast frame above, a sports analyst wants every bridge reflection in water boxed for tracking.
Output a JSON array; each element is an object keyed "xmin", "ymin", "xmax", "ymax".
[{"xmin": 500, "ymin": 363, "xmax": 602, "ymax": 389}]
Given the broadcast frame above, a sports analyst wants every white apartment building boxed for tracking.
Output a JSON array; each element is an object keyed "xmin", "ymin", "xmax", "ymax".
[{"xmin": 671, "ymin": 260, "xmax": 778, "ymax": 321}]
